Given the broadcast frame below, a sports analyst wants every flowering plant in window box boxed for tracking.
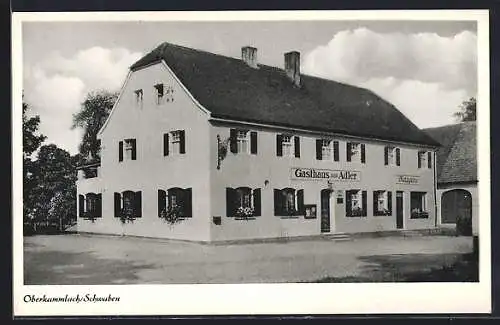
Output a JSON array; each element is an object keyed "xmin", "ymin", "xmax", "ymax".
[
  {"xmin": 234, "ymin": 207, "xmax": 255, "ymax": 220},
  {"xmin": 411, "ymin": 208, "xmax": 429, "ymax": 219},
  {"xmin": 119, "ymin": 207, "xmax": 136, "ymax": 224},
  {"xmin": 159, "ymin": 206, "xmax": 184, "ymax": 226},
  {"xmin": 349, "ymin": 207, "xmax": 365, "ymax": 217}
]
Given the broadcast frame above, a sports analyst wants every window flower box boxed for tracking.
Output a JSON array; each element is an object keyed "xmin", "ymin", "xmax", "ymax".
[
  {"xmin": 159, "ymin": 206, "xmax": 185, "ymax": 225},
  {"xmin": 234, "ymin": 207, "xmax": 256, "ymax": 220}
]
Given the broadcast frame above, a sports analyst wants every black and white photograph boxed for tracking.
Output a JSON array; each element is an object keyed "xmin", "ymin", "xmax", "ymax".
[{"xmin": 13, "ymin": 10, "xmax": 491, "ymax": 316}]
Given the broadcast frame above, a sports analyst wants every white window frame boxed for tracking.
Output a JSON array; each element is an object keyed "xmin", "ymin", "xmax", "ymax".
[
  {"xmin": 322, "ymin": 139, "xmax": 334, "ymax": 161},
  {"xmin": 282, "ymin": 135, "xmax": 295, "ymax": 157},
  {"xmin": 411, "ymin": 192, "xmax": 428, "ymax": 215},
  {"xmin": 236, "ymin": 130, "xmax": 250, "ymax": 154},
  {"xmin": 376, "ymin": 191, "xmax": 388, "ymax": 212},
  {"xmin": 155, "ymin": 83, "xmax": 164, "ymax": 105},
  {"xmin": 418, "ymin": 151, "xmax": 428, "ymax": 168},
  {"xmin": 350, "ymin": 190, "xmax": 362, "ymax": 211},
  {"xmin": 350, "ymin": 142, "xmax": 361, "ymax": 162},
  {"xmin": 236, "ymin": 187, "xmax": 253, "ymax": 209},
  {"xmin": 124, "ymin": 139, "xmax": 134, "ymax": 160},
  {"xmin": 134, "ymin": 89, "xmax": 143, "ymax": 107},
  {"xmin": 170, "ymin": 130, "xmax": 182, "ymax": 155}
]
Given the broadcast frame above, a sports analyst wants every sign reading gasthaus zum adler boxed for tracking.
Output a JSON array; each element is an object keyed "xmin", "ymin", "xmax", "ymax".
[{"xmin": 291, "ymin": 167, "xmax": 361, "ymax": 182}]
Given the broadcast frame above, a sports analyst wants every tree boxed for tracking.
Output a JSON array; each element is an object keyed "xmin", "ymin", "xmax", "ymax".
[
  {"xmin": 72, "ymin": 90, "xmax": 118, "ymax": 160},
  {"xmin": 454, "ymin": 97, "xmax": 476, "ymax": 122},
  {"xmin": 30, "ymin": 144, "xmax": 77, "ymax": 230},
  {"xmin": 23, "ymin": 99, "xmax": 46, "ymax": 227}
]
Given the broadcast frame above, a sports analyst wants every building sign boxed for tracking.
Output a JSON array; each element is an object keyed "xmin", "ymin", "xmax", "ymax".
[
  {"xmin": 291, "ymin": 167, "xmax": 361, "ymax": 182},
  {"xmin": 396, "ymin": 175, "xmax": 419, "ymax": 185}
]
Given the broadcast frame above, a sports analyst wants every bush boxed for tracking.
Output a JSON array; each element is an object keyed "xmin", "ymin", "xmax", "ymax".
[{"xmin": 456, "ymin": 215, "xmax": 472, "ymax": 236}]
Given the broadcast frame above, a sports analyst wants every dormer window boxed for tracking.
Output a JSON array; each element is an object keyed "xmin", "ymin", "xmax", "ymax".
[
  {"xmin": 134, "ymin": 89, "xmax": 143, "ymax": 107},
  {"xmin": 154, "ymin": 83, "xmax": 164, "ymax": 105},
  {"xmin": 347, "ymin": 142, "xmax": 366, "ymax": 163},
  {"xmin": 384, "ymin": 146, "xmax": 401, "ymax": 166}
]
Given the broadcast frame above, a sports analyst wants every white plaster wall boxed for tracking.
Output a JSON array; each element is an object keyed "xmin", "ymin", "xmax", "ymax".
[
  {"xmin": 436, "ymin": 183, "xmax": 479, "ymax": 236},
  {"xmin": 209, "ymin": 124, "xmax": 437, "ymax": 241},
  {"xmin": 77, "ymin": 62, "xmax": 212, "ymax": 241}
]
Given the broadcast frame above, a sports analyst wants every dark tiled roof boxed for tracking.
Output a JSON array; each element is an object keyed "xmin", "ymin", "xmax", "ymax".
[
  {"xmin": 131, "ymin": 42, "xmax": 439, "ymax": 146},
  {"xmin": 424, "ymin": 121, "xmax": 477, "ymax": 184}
]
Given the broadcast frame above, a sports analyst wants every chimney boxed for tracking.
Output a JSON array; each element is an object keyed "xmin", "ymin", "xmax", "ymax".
[
  {"xmin": 241, "ymin": 46, "xmax": 258, "ymax": 68},
  {"xmin": 284, "ymin": 51, "xmax": 301, "ymax": 87}
]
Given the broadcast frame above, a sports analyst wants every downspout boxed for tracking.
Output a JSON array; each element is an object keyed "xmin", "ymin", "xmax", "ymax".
[{"xmin": 433, "ymin": 150, "xmax": 438, "ymax": 228}]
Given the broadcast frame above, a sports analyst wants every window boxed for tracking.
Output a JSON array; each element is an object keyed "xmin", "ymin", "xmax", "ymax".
[
  {"xmin": 158, "ymin": 188, "xmax": 192, "ymax": 218},
  {"xmin": 373, "ymin": 190, "xmax": 392, "ymax": 216},
  {"xmin": 385, "ymin": 146, "xmax": 400, "ymax": 166},
  {"xmin": 155, "ymin": 83, "xmax": 164, "ymax": 105},
  {"xmin": 410, "ymin": 192, "xmax": 428, "ymax": 218},
  {"xmin": 114, "ymin": 191, "xmax": 142, "ymax": 219},
  {"xmin": 164, "ymin": 130, "xmax": 186, "ymax": 156},
  {"xmin": 134, "ymin": 89, "xmax": 143, "ymax": 107},
  {"xmin": 347, "ymin": 142, "xmax": 366, "ymax": 163},
  {"xmin": 79, "ymin": 193, "xmax": 102, "ymax": 218},
  {"xmin": 316, "ymin": 139, "xmax": 339, "ymax": 161},
  {"xmin": 418, "ymin": 151, "xmax": 432, "ymax": 169},
  {"xmin": 226, "ymin": 187, "xmax": 261, "ymax": 219},
  {"xmin": 346, "ymin": 190, "xmax": 367, "ymax": 217},
  {"xmin": 118, "ymin": 138, "xmax": 137, "ymax": 162},
  {"xmin": 277, "ymin": 134, "xmax": 300, "ymax": 158},
  {"xmin": 229, "ymin": 129, "xmax": 257, "ymax": 154},
  {"xmin": 274, "ymin": 188, "xmax": 304, "ymax": 217}
]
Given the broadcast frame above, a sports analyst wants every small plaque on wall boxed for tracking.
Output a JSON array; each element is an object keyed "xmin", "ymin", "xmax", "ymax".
[
  {"xmin": 304, "ymin": 204, "xmax": 317, "ymax": 219},
  {"xmin": 337, "ymin": 198, "xmax": 343, "ymax": 204}
]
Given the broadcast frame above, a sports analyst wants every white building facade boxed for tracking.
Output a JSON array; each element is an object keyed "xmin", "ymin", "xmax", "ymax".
[{"xmin": 76, "ymin": 43, "xmax": 440, "ymax": 242}]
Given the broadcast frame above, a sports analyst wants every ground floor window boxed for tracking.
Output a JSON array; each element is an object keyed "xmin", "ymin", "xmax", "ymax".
[
  {"xmin": 346, "ymin": 190, "xmax": 367, "ymax": 217},
  {"xmin": 373, "ymin": 190, "xmax": 392, "ymax": 216},
  {"xmin": 274, "ymin": 188, "xmax": 304, "ymax": 217},
  {"xmin": 114, "ymin": 190, "xmax": 142, "ymax": 219},
  {"xmin": 226, "ymin": 187, "xmax": 261, "ymax": 219},
  {"xmin": 79, "ymin": 193, "xmax": 102, "ymax": 218},
  {"xmin": 158, "ymin": 188, "xmax": 192, "ymax": 218},
  {"xmin": 410, "ymin": 191, "xmax": 428, "ymax": 218}
]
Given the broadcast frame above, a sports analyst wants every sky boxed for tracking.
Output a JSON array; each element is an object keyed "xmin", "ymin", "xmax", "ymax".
[{"xmin": 21, "ymin": 20, "xmax": 478, "ymax": 155}]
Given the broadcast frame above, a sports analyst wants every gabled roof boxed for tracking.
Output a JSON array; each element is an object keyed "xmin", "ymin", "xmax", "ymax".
[
  {"xmin": 130, "ymin": 42, "xmax": 440, "ymax": 147},
  {"xmin": 424, "ymin": 121, "xmax": 477, "ymax": 184}
]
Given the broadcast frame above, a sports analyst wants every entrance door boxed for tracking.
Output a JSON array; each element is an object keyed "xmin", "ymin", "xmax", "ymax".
[
  {"xmin": 396, "ymin": 191, "xmax": 404, "ymax": 229},
  {"xmin": 441, "ymin": 189, "xmax": 472, "ymax": 235},
  {"xmin": 321, "ymin": 189, "xmax": 331, "ymax": 233}
]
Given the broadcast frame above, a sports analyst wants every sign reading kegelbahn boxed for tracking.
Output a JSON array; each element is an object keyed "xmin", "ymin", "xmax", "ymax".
[
  {"xmin": 396, "ymin": 175, "xmax": 419, "ymax": 185},
  {"xmin": 291, "ymin": 167, "xmax": 361, "ymax": 182}
]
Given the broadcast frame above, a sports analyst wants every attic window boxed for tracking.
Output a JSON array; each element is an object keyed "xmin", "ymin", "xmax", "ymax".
[
  {"xmin": 134, "ymin": 89, "xmax": 143, "ymax": 107},
  {"xmin": 154, "ymin": 83, "xmax": 164, "ymax": 105}
]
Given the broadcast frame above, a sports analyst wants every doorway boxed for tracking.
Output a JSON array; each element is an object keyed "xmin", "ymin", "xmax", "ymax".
[
  {"xmin": 396, "ymin": 191, "xmax": 404, "ymax": 229},
  {"xmin": 442, "ymin": 189, "xmax": 472, "ymax": 235},
  {"xmin": 321, "ymin": 189, "xmax": 332, "ymax": 233}
]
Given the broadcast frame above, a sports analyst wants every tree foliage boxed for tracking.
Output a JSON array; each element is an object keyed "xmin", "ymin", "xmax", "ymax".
[
  {"xmin": 23, "ymin": 100, "xmax": 46, "ymax": 158},
  {"xmin": 72, "ymin": 90, "xmax": 118, "ymax": 160},
  {"xmin": 454, "ymin": 97, "xmax": 476, "ymax": 122}
]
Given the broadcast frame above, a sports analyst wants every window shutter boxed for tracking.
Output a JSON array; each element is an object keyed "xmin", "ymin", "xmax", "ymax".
[
  {"xmin": 253, "ymin": 188, "xmax": 261, "ymax": 216},
  {"xmin": 131, "ymin": 139, "xmax": 137, "ymax": 160},
  {"xmin": 396, "ymin": 148, "xmax": 401, "ymax": 166},
  {"xmin": 276, "ymin": 134, "xmax": 283, "ymax": 157},
  {"xmin": 384, "ymin": 147, "xmax": 389, "ymax": 165},
  {"xmin": 134, "ymin": 191, "xmax": 142, "ymax": 218},
  {"xmin": 294, "ymin": 136, "xmax": 301, "ymax": 158},
  {"xmin": 229, "ymin": 129, "xmax": 238, "ymax": 153},
  {"xmin": 346, "ymin": 191, "xmax": 352, "ymax": 216},
  {"xmin": 418, "ymin": 152, "xmax": 422, "ymax": 168},
  {"xmin": 158, "ymin": 189, "xmax": 166, "ymax": 217},
  {"xmin": 114, "ymin": 192, "xmax": 121, "ymax": 218},
  {"xmin": 97, "ymin": 193, "xmax": 102, "ymax": 218},
  {"xmin": 274, "ymin": 189, "xmax": 282, "ymax": 215},
  {"xmin": 315, "ymin": 139, "xmax": 322, "ymax": 160},
  {"xmin": 334, "ymin": 141, "xmax": 339, "ymax": 161},
  {"xmin": 118, "ymin": 141, "xmax": 123, "ymax": 162},
  {"xmin": 387, "ymin": 191, "xmax": 392, "ymax": 214},
  {"xmin": 347, "ymin": 143, "xmax": 352, "ymax": 162},
  {"xmin": 179, "ymin": 130, "xmax": 186, "ymax": 154},
  {"xmin": 78, "ymin": 195, "xmax": 85, "ymax": 217},
  {"xmin": 373, "ymin": 191, "xmax": 378, "ymax": 216},
  {"xmin": 184, "ymin": 188, "xmax": 192, "ymax": 217},
  {"xmin": 163, "ymin": 133, "xmax": 169, "ymax": 156},
  {"xmin": 362, "ymin": 191, "xmax": 367, "ymax": 216},
  {"xmin": 297, "ymin": 189, "xmax": 304, "ymax": 214},
  {"xmin": 427, "ymin": 151, "xmax": 432, "ymax": 168},
  {"xmin": 250, "ymin": 131, "xmax": 258, "ymax": 154},
  {"xmin": 361, "ymin": 144, "xmax": 366, "ymax": 163},
  {"xmin": 226, "ymin": 188, "xmax": 235, "ymax": 217}
]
